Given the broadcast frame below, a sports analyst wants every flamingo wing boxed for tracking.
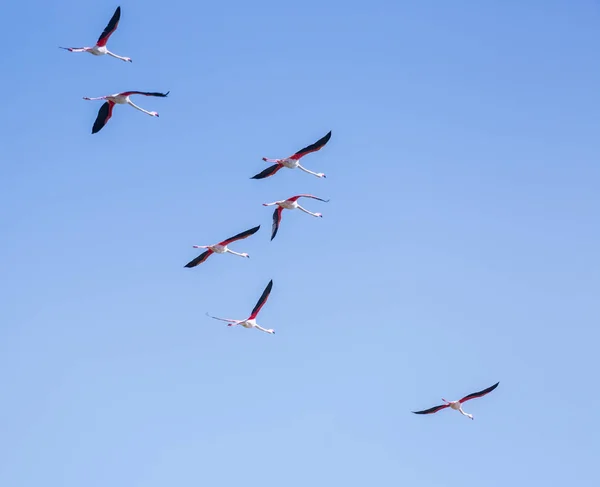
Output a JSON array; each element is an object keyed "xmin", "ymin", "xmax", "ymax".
[
  {"xmin": 119, "ymin": 91, "xmax": 170, "ymax": 97},
  {"xmin": 271, "ymin": 207, "xmax": 283, "ymax": 241},
  {"xmin": 206, "ymin": 313, "xmax": 239, "ymax": 323},
  {"xmin": 184, "ymin": 249, "xmax": 214, "ymax": 268},
  {"xmin": 459, "ymin": 382, "xmax": 500, "ymax": 403},
  {"xmin": 219, "ymin": 225, "xmax": 261, "ymax": 246},
  {"xmin": 249, "ymin": 280, "xmax": 273, "ymax": 320},
  {"xmin": 288, "ymin": 194, "xmax": 330, "ymax": 203},
  {"xmin": 96, "ymin": 6, "xmax": 121, "ymax": 47},
  {"xmin": 251, "ymin": 164, "xmax": 283, "ymax": 179},
  {"xmin": 290, "ymin": 131, "xmax": 332, "ymax": 160},
  {"xmin": 59, "ymin": 46, "xmax": 87, "ymax": 52},
  {"xmin": 91, "ymin": 101, "xmax": 115, "ymax": 134},
  {"xmin": 411, "ymin": 404, "xmax": 450, "ymax": 415}
]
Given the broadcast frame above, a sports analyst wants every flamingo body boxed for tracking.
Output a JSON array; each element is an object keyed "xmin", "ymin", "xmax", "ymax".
[
  {"xmin": 207, "ymin": 280, "xmax": 275, "ymax": 334},
  {"xmin": 251, "ymin": 131, "xmax": 331, "ymax": 180},
  {"xmin": 412, "ymin": 382, "xmax": 499, "ymax": 420},
  {"xmin": 263, "ymin": 194, "xmax": 329, "ymax": 240},
  {"xmin": 184, "ymin": 225, "xmax": 260, "ymax": 268},
  {"xmin": 83, "ymin": 91, "xmax": 169, "ymax": 134},
  {"xmin": 60, "ymin": 6, "xmax": 132, "ymax": 62}
]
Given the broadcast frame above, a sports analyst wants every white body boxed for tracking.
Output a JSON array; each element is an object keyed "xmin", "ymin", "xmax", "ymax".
[
  {"xmin": 90, "ymin": 45, "xmax": 108, "ymax": 56},
  {"xmin": 279, "ymin": 200, "xmax": 298, "ymax": 210},
  {"xmin": 280, "ymin": 158, "xmax": 299, "ymax": 168}
]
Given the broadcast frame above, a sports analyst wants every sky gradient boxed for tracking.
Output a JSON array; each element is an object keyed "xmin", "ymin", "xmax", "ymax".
[{"xmin": 1, "ymin": 1, "xmax": 599, "ymax": 486}]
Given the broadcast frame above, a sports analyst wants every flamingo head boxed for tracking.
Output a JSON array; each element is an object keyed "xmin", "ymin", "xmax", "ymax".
[
  {"xmin": 241, "ymin": 253, "xmax": 250, "ymax": 258},
  {"xmin": 317, "ymin": 173, "xmax": 326, "ymax": 178},
  {"xmin": 151, "ymin": 111, "xmax": 159, "ymax": 117},
  {"xmin": 316, "ymin": 213, "xmax": 323, "ymax": 218},
  {"xmin": 124, "ymin": 57, "xmax": 132, "ymax": 62},
  {"xmin": 468, "ymin": 414, "xmax": 474, "ymax": 420},
  {"xmin": 267, "ymin": 329, "xmax": 275, "ymax": 334}
]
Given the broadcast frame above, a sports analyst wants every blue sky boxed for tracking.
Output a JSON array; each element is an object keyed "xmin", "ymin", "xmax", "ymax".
[{"xmin": 1, "ymin": 1, "xmax": 599, "ymax": 485}]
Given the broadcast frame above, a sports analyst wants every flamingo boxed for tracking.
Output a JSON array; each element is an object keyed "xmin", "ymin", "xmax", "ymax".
[
  {"xmin": 263, "ymin": 194, "xmax": 329, "ymax": 241},
  {"xmin": 184, "ymin": 225, "xmax": 261, "ymax": 268},
  {"xmin": 83, "ymin": 91, "xmax": 169, "ymax": 134},
  {"xmin": 60, "ymin": 6, "xmax": 132, "ymax": 63},
  {"xmin": 251, "ymin": 131, "xmax": 332, "ymax": 180},
  {"xmin": 207, "ymin": 280, "xmax": 275, "ymax": 334},
  {"xmin": 412, "ymin": 382, "xmax": 499, "ymax": 420}
]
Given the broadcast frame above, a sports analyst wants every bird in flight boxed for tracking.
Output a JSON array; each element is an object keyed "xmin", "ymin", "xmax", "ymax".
[
  {"xmin": 184, "ymin": 225, "xmax": 261, "ymax": 268},
  {"xmin": 412, "ymin": 382, "xmax": 500, "ymax": 420},
  {"xmin": 83, "ymin": 91, "xmax": 169, "ymax": 133},
  {"xmin": 60, "ymin": 6, "xmax": 132, "ymax": 63},
  {"xmin": 251, "ymin": 131, "xmax": 332, "ymax": 180},
  {"xmin": 263, "ymin": 194, "xmax": 329, "ymax": 241},
  {"xmin": 207, "ymin": 280, "xmax": 275, "ymax": 335}
]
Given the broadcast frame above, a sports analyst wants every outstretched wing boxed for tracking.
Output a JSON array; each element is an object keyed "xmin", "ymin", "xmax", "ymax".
[
  {"xmin": 219, "ymin": 225, "xmax": 261, "ymax": 246},
  {"xmin": 206, "ymin": 312, "xmax": 239, "ymax": 323},
  {"xmin": 271, "ymin": 207, "xmax": 283, "ymax": 241},
  {"xmin": 288, "ymin": 194, "xmax": 330, "ymax": 203},
  {"xmin": 97, "ymin": 6, "xmax": 121, "ymax": 47},
  {"xmin": 290, "ymin": 131, "xmax": 332, "ymax": 160},
  {"xmin": 459, "ymin": 382, "xmax": 500, "ymax": 403},
  {"xmin": 184, "ymin": 249, "xmax": 213, "ymax": 268},
  {"xmin": 412, "ymin": 404, "xmax": 449, "ymax": 415},
  {"xmin": 249, "ymin": 280, "xmax": 273, "ymax": 320},
  {"xmin": 59, "ymin": 46, "xmax": 87, "ymax": 52},
  {"xmin": 251, "ymin": 164, "xmax": 283, "ymax": 179},
  {"xmin": 91, "ymin": 101, "xmax": 115, "ymax": 134},
  {"xmin": 119, "ymin": 91, "xmax": 170, "ymax": 97}
]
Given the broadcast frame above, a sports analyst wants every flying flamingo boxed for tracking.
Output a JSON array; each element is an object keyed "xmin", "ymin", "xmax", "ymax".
[
  {"xmin": 83, "ymin": 91, "xmax": 169, "ymax": 134},
  {"xmin": 207, "ymin": 280, "xmax": 275, "ymax": 335},
  {"xmin": 251, "ymin": 131, "xmax": 332, "ymax": 180},
  {"xmin": 60, "ymin": 6, "xmax": 132, "ymax": 63},
  {"xmin": 263, "ymin": 194, "xmax": 329, "ymax": 241},
  {"xmin": 412, "ymin": 382, "xmax": 500, "ymax": 420},
  {"xmin": 184, "ymin": 225, "xmax": 261, "ymax": 268}
]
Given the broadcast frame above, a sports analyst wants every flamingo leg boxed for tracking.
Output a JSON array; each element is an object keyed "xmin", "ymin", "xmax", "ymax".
[
  {"xmin": 225, "ymin": 249, "xmax": 248, "ymax": 258},
  {"xmin": 106, "ymin": 50, "xmax": 132, "ymax": 62},
  {"xmin": 254, "ymin": 325, "xmax": 273, "ymax": 334},
  {"xmin": 127, "ymin": 100, "xmax": 157, "ymax": 116},
  {"xmin": 297, "ymin": 205, "xmax": 322, "ymax": 217},
  {"xmin": 297, "ymin": 164, "xmax": 325, "ymax": 178}
]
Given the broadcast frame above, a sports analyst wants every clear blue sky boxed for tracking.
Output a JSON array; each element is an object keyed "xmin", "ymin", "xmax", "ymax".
[{"xmin": 1, "ymin": 1, "xmax": 599, "ymax": 485}]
